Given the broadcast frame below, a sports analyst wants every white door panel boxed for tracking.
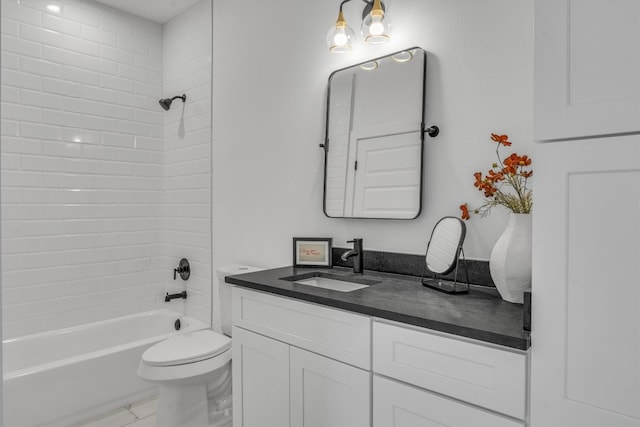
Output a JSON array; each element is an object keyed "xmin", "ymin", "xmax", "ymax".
[{"xmin": 351, "ymin": 131, "xmax": 421, "ymax": 218}]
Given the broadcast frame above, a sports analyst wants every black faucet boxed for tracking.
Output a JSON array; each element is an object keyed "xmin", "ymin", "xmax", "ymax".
[
  {"xmin": 165, "ymin": 291, "xmax": 187, "ymax": 302},
  {"xmin": 341, "ymin": 238, "xmax": 363, "ymax": 274}
]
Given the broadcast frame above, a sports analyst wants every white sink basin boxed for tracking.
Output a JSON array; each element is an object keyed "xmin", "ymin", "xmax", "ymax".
[
  {"xmin": 281, "ymin": 272, "xmax": 379, "ymax": 292},
  {"xmin": 294, "ymin": 277, "xmax": 370, "ymax": 292}
]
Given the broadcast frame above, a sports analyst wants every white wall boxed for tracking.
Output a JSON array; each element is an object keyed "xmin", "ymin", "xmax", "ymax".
[
  {"xmin": 211, "ymin": 0, "xmax": 533, "ymax": 273},
  {"xmin": 0, "ymin": 0, "xmax": 213, "ymax": 337},
  {"xmin": 162, "ymin": 0, "xmax": 212, "ymax": 325}
]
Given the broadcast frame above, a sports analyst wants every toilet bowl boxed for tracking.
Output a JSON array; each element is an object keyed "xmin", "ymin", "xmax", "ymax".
[{"xmin": 137, "ymin": 264, "xmax": 262, "ymax": 427}]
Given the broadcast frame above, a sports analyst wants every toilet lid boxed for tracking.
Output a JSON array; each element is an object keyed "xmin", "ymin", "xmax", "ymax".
[{"xmin": 142, "ymin": 330, "xmax": 231, "ymax": 367}]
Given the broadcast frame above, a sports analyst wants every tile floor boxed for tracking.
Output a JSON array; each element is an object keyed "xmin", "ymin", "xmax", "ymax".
[{"xmin": 76, "ymin": 396, "xmax": 158, "ymax": 427}]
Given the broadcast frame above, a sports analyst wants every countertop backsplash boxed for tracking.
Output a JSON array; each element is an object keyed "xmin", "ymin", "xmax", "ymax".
[{"xmin": 332, "ymin": 248, "xmax": 494, "ymax": 287}]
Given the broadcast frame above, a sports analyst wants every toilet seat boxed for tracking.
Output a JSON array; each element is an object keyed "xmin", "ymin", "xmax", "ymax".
[{"xmin": 142, "ymin": 330, "xmax": 231, "ymax": 367}]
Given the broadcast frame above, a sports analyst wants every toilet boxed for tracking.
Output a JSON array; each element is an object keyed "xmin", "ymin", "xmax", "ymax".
[{"xmin": 137, "ymin": 264, "xmax": 262, "ymax": 427}]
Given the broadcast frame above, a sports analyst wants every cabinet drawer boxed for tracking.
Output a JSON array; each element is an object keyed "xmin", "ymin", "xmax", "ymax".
[
  {"xmin": 233, "ymin": 287, "xmax": 371, "ymax": 369},
  {"xmin": 373, "ymin": 321, "xmax": 526, "ymax": 419},
  {"xmin": 374, "ymin": 375, "xmax": 524, "ymax": 427}
]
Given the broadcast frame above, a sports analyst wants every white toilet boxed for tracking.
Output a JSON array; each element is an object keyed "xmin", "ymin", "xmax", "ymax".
[{"xmin": 137, "ymin": 264, "xmax": 261, "ymax": 427}]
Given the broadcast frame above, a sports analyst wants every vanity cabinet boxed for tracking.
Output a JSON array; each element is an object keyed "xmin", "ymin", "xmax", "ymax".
[
  {"xmin": 231, "ymin": 287, "xmax": 371, "ymax": 427},
  {"xmin": 373, "ymin": 320, "xmax": 527, "ymax": 427},
  {"xmin": 232, "ymin": 286, "xmax": 529, "ymax": 427},
  {"xmin": 534, "ymin": 0, "xmax": 640, "ymax": 141},
  {"xmin": 532, "ymin": 1, "xmax": 640, "ymax": 426},
  {"xmin": 530, "ymin": 135, "xmax": 640, "ymax": 427}
]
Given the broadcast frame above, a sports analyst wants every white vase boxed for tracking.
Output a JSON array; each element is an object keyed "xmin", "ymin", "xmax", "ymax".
[{"xmin": 489, "ymin": 213, "xmax": 532, "ymax": 304}]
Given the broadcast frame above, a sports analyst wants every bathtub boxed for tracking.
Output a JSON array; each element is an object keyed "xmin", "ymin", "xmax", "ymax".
[{"xmin": 3, "ymin": 309, "xmax": 208, "ymax": 427}]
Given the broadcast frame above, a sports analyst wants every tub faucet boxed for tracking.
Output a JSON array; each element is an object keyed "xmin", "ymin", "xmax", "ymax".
[
  {"xmin": 165, "ymin": 291, "xmax": 187, "ymax": 302},
  {"xmin": 341, "ymin": 238, "xmax": 363, "ymax": 274}
]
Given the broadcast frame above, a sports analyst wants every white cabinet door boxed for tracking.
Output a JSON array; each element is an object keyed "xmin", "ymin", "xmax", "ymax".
[
  {"xmin": 290, "ymin": 347, "xmax": 370, "ymax": 427},
  {"xmin": 530, "ymin": 135, "xmax": 640, "ymax": 426},
  {"xmin": 534, "ymin": 0, "xmax": 640, "ymax": 141},
  {"xmin": 232, "ymin": 327, "xmax": 290, "ymax": 427},
  {"xmin": 373, "ymin": 376, "xmax": 524, "ymax": 427}
]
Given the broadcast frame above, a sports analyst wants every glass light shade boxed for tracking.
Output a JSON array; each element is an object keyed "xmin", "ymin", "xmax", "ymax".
[
  {"xmin": 327, "ymin": 12, "xmax": 355, "ymax": 53},
  {"xmin": 361, "ymin": 8, "xmax": 392, "ymax": 45}
]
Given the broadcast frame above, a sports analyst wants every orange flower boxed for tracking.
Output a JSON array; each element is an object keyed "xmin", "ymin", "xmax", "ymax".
[
  {"xmin": 521, "ymin": 170, "xmax": 533, "ymax": 178},
  {"xmin": 503, "ymin": 153, "xmax": 519, "ymax": 167},
  {"xmin": 487, "ymin": 169, "xmax": 505, "ymax": 182},
  {"xmin": 491, "ymin": 133, "xmax": 512, "ymax": 146},
  {"xmin": 518, "ymin": 155, "xmax": 532, "ymax": 166},
  {"xmin": 504, "ymin": 153, "xmax": 532, "ymax": 168},
  {"xmin": 481, "ymin": 183, "xmax": 496, "ymax": 197},
  {"xmin": 502, "ymin": 165, "xmax": 517, "ymax": 175},
  {"xmin": 473, "ymin": 172, "xmax": 497, "ymax": 197},
  {"xmin": 473, "ymin": 172, "xmax": 483, "ymax": 188},
  {"xmin": 460, "ymin": 204, "xmax": 470, "ymax": 220}
]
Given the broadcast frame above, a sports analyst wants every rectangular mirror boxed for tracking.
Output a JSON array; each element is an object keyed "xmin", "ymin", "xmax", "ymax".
[{"xmin": 323, "ymin": 47, "xmax": 426, "ymax": 219}]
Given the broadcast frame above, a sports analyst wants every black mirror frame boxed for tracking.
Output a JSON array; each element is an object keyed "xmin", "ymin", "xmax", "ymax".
[{"xmin": 321, "ymin": 47, "xmax": 428, "ymax": 220}]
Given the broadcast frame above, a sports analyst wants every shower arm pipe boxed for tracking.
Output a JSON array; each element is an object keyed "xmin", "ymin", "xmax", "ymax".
[{"xmin": 168, "ymin": 94, "xmax": 186, "ymax": 103}]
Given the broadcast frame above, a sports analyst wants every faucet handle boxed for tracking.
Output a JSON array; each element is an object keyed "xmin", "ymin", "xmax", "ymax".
[{"xmin": 173, "ymin": 258, "xmax": 191, "ymax": 281}]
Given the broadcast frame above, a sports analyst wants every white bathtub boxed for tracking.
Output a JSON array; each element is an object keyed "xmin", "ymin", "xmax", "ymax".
[{"xmin": 3, "ymin": 309, "xmax": 208, "ymax": 427}]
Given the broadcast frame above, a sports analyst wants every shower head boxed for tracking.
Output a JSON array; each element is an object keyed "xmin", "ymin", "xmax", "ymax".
[{"xmin": 159, "ymin": 94, "xmax": 186, "ymax": 111}]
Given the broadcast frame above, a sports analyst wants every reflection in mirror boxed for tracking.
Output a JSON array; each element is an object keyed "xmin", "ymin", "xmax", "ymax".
[
  {"xmin": 422, "ymin": 217, "xmax": 470, "ymax": 294},
  {"xmin": 323, "ymin": 47, "xmax": 426, "ymax": 219}
]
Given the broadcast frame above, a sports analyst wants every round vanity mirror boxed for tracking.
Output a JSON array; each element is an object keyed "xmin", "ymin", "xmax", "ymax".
[{"xmin": 425, "ymin": 217, "xmax": 466, "ymax": 275}]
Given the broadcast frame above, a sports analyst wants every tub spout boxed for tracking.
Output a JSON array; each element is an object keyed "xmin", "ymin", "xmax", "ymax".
[{"xmin": 165, "ymin": 291, "xmax": 187, "ymax": 302}]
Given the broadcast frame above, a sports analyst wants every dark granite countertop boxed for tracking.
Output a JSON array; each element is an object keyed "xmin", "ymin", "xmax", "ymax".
[{"xmin": 226, "ymin": 266, "xmax": 530, "ymax": 350}]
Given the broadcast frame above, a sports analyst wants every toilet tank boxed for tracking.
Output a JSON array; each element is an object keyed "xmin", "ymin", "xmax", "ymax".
[{"xmin": 217, "ymin": 264, "xmax": 262, "ymax": 336}]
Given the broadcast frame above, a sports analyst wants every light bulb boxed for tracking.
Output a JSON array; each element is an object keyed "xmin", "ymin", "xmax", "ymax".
[
  {"xmin": 333, "ymin": 29, "xmax": 348, "ymax": 47},
  {"xmin": 369, "ymin": 16, "xmax": 384, "ymax": 36}
]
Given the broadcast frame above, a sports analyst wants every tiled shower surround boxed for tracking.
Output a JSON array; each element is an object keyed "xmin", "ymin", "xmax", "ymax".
[{"xmin": 1, "ymin": 0, "xmax": 212, "ymax": 338}]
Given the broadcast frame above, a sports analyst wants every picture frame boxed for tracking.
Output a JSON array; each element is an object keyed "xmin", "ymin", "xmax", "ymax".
[{"xmin": 293, "ymin": 237, "xmax": 333, "ymax": 268}]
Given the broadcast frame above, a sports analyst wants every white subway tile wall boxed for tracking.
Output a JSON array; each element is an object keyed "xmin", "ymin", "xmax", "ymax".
[
  {"xmin": 1, "ymin": 0, "xmax": 212, "ymax": 338},
  {"xmin": 162, "ymin": 0, "xmax": 212, "ymax": 325}
]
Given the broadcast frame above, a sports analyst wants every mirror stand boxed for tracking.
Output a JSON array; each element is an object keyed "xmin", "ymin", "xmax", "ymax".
[
  {"xmin": 421, "ymin": 248, "xmax": 470, "ymax": 294},
  {"xmin": 421, "ymin": 216, "xmax": 469, "ymax": 294}
]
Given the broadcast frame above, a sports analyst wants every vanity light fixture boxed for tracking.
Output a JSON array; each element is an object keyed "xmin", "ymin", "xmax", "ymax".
[{"xmin": 326, "ymin": 0, "xmax": 392, "ymax": 53}]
